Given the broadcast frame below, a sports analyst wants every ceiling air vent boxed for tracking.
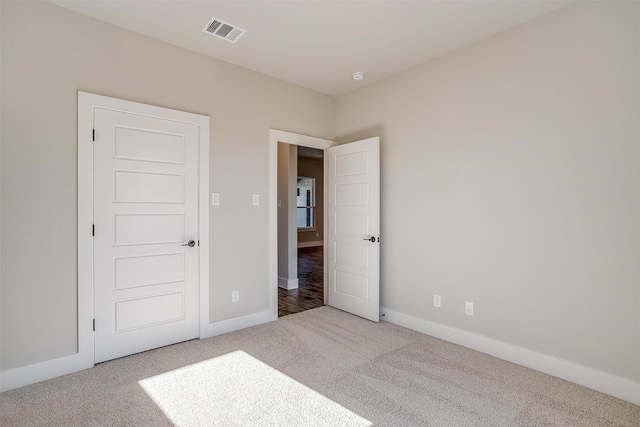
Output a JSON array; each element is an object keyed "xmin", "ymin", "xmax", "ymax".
[{"xmin": 202, "ymin": 17, "xmax": 247, "ymax": 43}]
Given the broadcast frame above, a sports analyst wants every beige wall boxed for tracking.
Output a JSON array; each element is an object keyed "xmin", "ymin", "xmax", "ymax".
[
  {"xmin": 336, "ymin": 1, "xmax": 639, "ymax": 381},
  {"xmin": 0, "ymin": 1, "xmax": 334, "ymax": 370},
  {"xmin": 297, "ymin": 156, "xmax": 324, "ymax": 245},
  {"xmin": 2, "ymin": 0, "xmax": 639, "ymax": 389}
]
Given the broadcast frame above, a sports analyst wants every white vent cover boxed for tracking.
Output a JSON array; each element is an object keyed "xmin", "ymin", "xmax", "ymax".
[{"xmin": 202, "ymin": 17, "xmax": 247, "ymax": 43}]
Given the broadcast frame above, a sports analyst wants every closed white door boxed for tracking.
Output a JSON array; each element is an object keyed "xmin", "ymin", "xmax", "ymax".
[
  {"xmin": 327, "ymin": 137, "xmax": 380, "ymax": 322},
  {"xmin": 93, "ymin": 107, "xmax": 199, "ymax": 363}
]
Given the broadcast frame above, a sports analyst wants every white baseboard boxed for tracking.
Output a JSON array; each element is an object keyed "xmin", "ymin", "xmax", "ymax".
[
  {"xmin": 0, "ymin": 351, "xmax": 93, "ymax": 393},
  {"xmin": 278, "ymin": 277, "xmax": 299, "ymax": 290},
  {"xmin": 297, "ymin": 240, "xmax": 323, "ymax": 248},
  {"xmin": 200, "ymin": 309, "xmax": 276, "ymax": 340},
  {"xmin": 380, "ymin": 307, "xmax": 640, "ymax": 405},
  {"xmin": 1, "ymin": 309, "xmax": 277, "ymax": 392}
]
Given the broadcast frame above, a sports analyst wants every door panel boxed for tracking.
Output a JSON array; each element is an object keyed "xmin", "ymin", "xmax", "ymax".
[
  {"xmin": 335, "ymin": 242, "xmax": 369, "ymax": 268},
  {"xmin": 327, "ymin": 137, "xmax": 380, "ymax": 322},
  {"xmin": 335, "ymin": 270, "xmax": 369, "ymax": 298},
  {"xmin": 335, "ymin": 182, "xmax": 370, "ymax": 206},
  {"xmin": 114, "ymin": 292, "xmax": 184, "ymax": 332},
  {"xmin": 335, "ymin": 213, "xmax": 369, "ymax": 236},
  {"xmin": 94, "ymin": 108, "xmax": 199, "ymax": 363},
  {"xmin": 335, "ymin": 150, "xmax": 370, "ymax": 176},
  {"xmin": 114, "ymin": 252, "xmax": 184, "ymax": 289},
  {"xmin": 113, "ymin": 213, "xmax": 185, "ymax": 246},
  {"xmin": 114, "ymin": 127, "xmax": 185, "ymax": 163},
  {"xmin": 114, "ymin": 171, "xmax": 185, "ymax": 203}
]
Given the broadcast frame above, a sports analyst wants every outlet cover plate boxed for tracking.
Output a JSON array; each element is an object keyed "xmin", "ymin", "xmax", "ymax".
[{"xmin": 465, "ymin": 301, "xmax": 474, "ymax": 316}]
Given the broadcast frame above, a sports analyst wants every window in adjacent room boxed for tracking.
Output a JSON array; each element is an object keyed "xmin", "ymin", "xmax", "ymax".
[{"xmin": 296, "ymin": 177, "xmax": 315, "ymax": 229}]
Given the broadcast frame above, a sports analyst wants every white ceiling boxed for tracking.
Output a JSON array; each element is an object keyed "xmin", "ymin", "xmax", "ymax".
[{"xmin": 50, "ymin": 0, "xmax": 572, "ymax": 97}]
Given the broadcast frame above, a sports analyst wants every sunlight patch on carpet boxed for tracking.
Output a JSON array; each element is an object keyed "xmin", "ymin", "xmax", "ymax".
[{"xmin": 139, "ymin": 350, "xmax": 372, "ymax": 426}]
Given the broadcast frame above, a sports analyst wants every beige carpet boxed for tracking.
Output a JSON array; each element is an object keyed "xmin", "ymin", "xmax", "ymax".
[
  {"xmin": 1, "ymin": 307, "xmax": 638, "ymax": 426},
  {"xmin": 139, "ymin": 350, "xmax": 371, "ymax": 426}
]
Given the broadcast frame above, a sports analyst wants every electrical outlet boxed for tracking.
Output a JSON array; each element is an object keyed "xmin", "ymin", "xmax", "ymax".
[
  {"xmin": 232, "ymin": 290, "xmax": 240, "ymax": 302},
  {"xmin": 465, "ymin": 301, "xmax": 474, "ymax": 316},
  {"xmin": 433, "ymin": 294, "xmax": 441, "ymax": 308}
]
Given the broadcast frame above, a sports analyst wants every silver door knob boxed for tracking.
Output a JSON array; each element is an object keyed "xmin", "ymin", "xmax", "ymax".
[{"xmin": 182, "ymin": 240, "xmax": 196, "ymax": 247}]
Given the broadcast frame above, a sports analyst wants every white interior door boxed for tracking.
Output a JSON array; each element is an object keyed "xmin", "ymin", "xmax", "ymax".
[
  {"xmin": 93, "ymin": 107, "xmax": 200, "ymax": 363},
  {"xmin": 327, "ymin": 137, "xmax": 380, "ymax": 322}
]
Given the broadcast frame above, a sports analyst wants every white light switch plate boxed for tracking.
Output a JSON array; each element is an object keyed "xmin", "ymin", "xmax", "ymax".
[
  {"xmin": 212, "ymin": 193, "xmax": 220, "ymax": 206},
  {"xmin": 252, "ymin": 194, "xmax": 260, "ymax": 206}
]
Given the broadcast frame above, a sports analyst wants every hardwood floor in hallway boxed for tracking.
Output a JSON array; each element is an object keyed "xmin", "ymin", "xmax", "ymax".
[{"xmin": 278, "ymin": 246, "xmax": 324, "ymax": 317}]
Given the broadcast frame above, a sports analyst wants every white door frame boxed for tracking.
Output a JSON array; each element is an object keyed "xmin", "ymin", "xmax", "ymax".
[
  {"xmin": 78, "ymin": 92, "xmax": 210, "ymax": 365},
  {"xmin": 269, "ymin": 129, "xmax": 335, "ymax": 315}
]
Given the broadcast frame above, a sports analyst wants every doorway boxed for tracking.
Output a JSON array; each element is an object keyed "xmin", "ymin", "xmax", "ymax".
[
  {"xmin": 278, "ymin": 146, "xmax": 325, "ymax": 317},
  {"xmin": 269, "ymin": 129, "xmax": 380, "ymax": 323}
]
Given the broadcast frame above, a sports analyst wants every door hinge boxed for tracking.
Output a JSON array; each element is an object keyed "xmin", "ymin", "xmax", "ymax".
[
  {"xmin": 92, "ymin": 129, "xmax": 95, "ymax": 142},
  {"xmin": 92, "ymin": 224, "xmax": 95, "ymax": 236},
  {"xmin": 93, "ymin": 319, "xmax": 96, "ymax": 331}
]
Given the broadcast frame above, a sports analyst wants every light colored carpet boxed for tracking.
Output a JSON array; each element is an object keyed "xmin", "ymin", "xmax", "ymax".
[
  {"xmin": 1, "ymin": 307, "xmax": 638, "ymax": 426},
  {"xmin": 139, "ymin": 350, "xmax": 371, "ymax": 426}
]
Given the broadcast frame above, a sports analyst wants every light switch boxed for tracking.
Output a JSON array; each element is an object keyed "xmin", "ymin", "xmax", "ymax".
[
  {"xmin": 212, "ymin": 193, "xmax": 220, "ymax": 206},
  {"xmin": 252, "ymin": 194, "xmax": 260, "ymax": 206}
]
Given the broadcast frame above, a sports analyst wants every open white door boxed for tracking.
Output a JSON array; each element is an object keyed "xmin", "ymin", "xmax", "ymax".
[{"xmin": 327, "ymin": 137, "xmax": 380, "ymax": 322}]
